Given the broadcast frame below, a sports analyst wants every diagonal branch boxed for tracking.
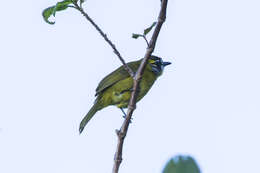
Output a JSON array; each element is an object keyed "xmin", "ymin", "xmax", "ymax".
[
  {"xmin": 72, "ymin": 2, "xmax": 134, "ymax": 77},
  {"xmin": 112, "ymin": 0, "xmax": 168, "ymax": 172}
]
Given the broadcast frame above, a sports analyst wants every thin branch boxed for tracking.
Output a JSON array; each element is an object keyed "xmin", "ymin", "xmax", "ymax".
[
  {"xmin": 72, "ymin": 2, "xmax": 134, "ymax": 77},
  {"xmin": 142, "ymin": 35, "xmax": 149, "ymax": 47},
  {"xmin": 67, "ymin": 5, "xmax": 77, "ymax": 9},
  {"xmin": 112, "ymin": 0, "xmax": 168, "ymax": 173}
]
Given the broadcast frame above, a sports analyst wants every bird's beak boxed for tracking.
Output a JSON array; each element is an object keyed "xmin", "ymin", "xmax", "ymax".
[{"xmin": 162, "ymin": 61, "xmax": 171, "ymax": 67}]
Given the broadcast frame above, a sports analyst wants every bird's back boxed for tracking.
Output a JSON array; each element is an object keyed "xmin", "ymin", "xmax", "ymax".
[{"xmin": 95, "ymin": 60, "xmax": 141, "ymax": 96}]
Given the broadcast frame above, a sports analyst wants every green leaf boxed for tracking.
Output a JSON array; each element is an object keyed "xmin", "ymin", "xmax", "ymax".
[
  {"xmin": 42, "ymin": 7, "xmax": 56, "ymax": 24},
  {"xmin": 163, "ymin": 156, "xmax": 201, "ymax": 173},
  {"xmin": 53, "ymin": 0, "xmax": 73, "ymax": 16},
  {"xmin": 143, "ymin": 22, "xmax": 157, "ymax": 35},
  {"xmin": 80, "ymin": 0, "xmax": 85, "ymax": 6},
  {"xmin": 42, "ymin": 0, "xmax": 73, "ymax": 25},
  {"xmin": 132, "ymin": 33, "xmax": 143, "ymax": 39}
]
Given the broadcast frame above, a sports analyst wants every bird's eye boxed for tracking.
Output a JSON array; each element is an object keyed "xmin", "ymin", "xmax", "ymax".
[{"xmin": 155, "ymin": 58, "xmax": 162, "ymax": 65}]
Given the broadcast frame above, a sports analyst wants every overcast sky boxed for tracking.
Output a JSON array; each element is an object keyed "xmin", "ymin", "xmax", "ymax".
[{"xmin": 1, "ymin": 0, "xmax": 260, "ymax": 172}]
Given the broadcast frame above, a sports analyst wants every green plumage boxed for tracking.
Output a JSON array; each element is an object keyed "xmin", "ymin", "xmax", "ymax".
[{"xmin": 79, "ymin": 56, "xmax": 171, "ymax": 133}]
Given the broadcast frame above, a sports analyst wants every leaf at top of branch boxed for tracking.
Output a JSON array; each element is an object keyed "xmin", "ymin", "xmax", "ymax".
[
  {"xmin": 132, "ymin": 33, "xmax": 143, "ymax": 39},
  {"xmin": 42, "ymin": 0, "xmax": 73, "ymax": 25},
  {"xmin": 80, "ymin": 0, "xmax": 85, "ymax": 6},
  {"xmin": 42, "ymin": 7, "xmax": 56, "ymax": 24},
  {"xmin": 143, "ymin": 22, "xmax": 157, "ymax": 35}
]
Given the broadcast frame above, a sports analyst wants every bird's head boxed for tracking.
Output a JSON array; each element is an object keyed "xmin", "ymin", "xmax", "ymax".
[{"xmin": 148, "ymin": 55, "xmax": 171, "ymax": 76}]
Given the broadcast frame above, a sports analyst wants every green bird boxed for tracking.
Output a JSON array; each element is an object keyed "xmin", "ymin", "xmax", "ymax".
[{"xmin": 79, "ymin": 55, "xmax": 171, "ymax": 133}]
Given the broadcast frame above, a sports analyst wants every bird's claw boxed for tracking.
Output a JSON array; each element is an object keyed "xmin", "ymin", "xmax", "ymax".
[
  {"xmin": 120, "ymin": 108, "xmax": 132, "ymax": 123},
  {"xmin": 122, "ymin": 114, "xmax": 132, "ymax": 123}
]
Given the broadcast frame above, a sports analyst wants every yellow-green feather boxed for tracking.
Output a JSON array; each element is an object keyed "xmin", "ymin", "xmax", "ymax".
[
  {"xmin": 95, "ymin": 60, "xmax": 141, "ymax": 96},
  {"xmin": 79, "ymin": 58, "xmax": 159, "ymax": 133},
  {"xmin": 79, "ymin": 103, "xmax": 100, "ymax": 133}
]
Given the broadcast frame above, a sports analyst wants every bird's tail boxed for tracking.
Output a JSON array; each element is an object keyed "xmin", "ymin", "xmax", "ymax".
[{"xmin": 79, "ymin": 103, "xmax": 100, "ymax": 134}]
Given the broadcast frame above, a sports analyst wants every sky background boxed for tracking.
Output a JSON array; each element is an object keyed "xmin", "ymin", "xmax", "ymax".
[{"xmin": 0, "ymin": 0, "xmax": 260, "ymax": 172}]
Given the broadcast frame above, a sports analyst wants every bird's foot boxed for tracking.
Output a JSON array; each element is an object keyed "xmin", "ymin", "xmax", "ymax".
[
  {"xmin": 122, "ymin": 115, "xmax": 133, "ymax": 123},
  {"xmin": 129, "ymin": 87, "xmax": 140, "ymax": 93},
  {"xmin": 120, "ymin": 108, "xmax": 132, "ymax": 123}
]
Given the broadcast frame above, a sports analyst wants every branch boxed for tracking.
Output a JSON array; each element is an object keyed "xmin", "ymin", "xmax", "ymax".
[
  {"xmin": 72, "ymin": 2, "xmax": 134, "ymax": 77},
  {"xmin": 112, "ymin": 0, "xmax": 168, "ymax": 173},
  {"xmin": 142, "ymin": 35, "xmax": 149, "ymax": 47}
]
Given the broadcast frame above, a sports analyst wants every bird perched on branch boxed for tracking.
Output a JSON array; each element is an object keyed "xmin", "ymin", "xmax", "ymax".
[{"xmin": 79, "ymin": 55, "xmax": 171, "ymax": 133}]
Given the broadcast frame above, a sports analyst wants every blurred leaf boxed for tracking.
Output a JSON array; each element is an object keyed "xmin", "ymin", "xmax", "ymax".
[
  {"xmin": 53, "ymin": 0, "xmax": 73, "ymax": 16},
  {"xmin": 143, "ymin": 22, "xmax": 157, "ymax": 35},
  {"xmin": 132, "ymin": 33, "xmax": 143, "ymax": 39},
  {"xmin": 42, "ymin": 7, "xmax": 55, "ymax": 24},
  {"xmin": 163, "ymin": 155, "xmax": 201, "ymax": 173},
  {"xmin": 80, "ymin": 0, "xmax": 85, "ymax": 6},
  {"xmin": 42, "ymin": 0, "xmax": 73, "ymax": 25}
]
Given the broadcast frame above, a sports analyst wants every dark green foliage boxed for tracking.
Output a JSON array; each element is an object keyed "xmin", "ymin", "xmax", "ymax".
[
  {"xmin": 144, "ymin": 22, "xmax": 157, "ymax": 35},
  {"xmin": 163, "ymin": 156, "xmax": 201, "ymax": 173},
  {"xmin": 132, "ymin": 22, "xmax": 157, "ymax": 40},
  {"xmin": 132, "ymin": 33, "xmax": 143, "ymax": 39},
  {"xmin": 80, "ymin": 0, "xmax": 85, "ymax": 6},
  {"xmin": 42, "ymin": 0, "xmax": 73, "ymax": 24}
]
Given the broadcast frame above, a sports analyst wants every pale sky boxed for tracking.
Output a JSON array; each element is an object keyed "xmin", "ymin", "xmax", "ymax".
[{"xmin": 0, "ymin": 0, "xmax": 260, "ymax": 173}]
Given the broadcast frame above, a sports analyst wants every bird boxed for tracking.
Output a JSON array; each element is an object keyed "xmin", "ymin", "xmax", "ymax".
[{"xmin": 79, "ymin": 55, "xmax": 171, "ymax": 133}]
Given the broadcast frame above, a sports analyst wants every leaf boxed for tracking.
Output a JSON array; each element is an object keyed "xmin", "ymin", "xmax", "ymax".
[
  {"xmin": 163, "ymin": 155, "xmax": 201, "ymax": 173},
  {"xmin": 80, "ymin": 0, "xmax": 85, "ymax": 6},
  {"xmin": 42, "ymin": 0, "xmax": 73, "ymax": 25},
  {"xmin": 132, "ymin": 33, "xmax": 143, "ymax": 39},
  {"xmin": 53, "ymin": 0, "xmax": 73, "ymax": 16},
  {"xmin": 143, "ymin": 22, "xmax": 157, "ymax": 35},
  {"xmin": 42, "ymin": 7, "xmax": 56, "ymax": 24}
]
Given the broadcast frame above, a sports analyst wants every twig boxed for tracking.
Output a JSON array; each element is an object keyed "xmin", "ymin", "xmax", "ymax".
[
  {"xmin": 72, "ymin": 2, "xmax": 134, "ymax": 77},
  {"xmin": 112, "ymin": 0, "xmax": 168, "ymax": 173},
  {"xmin": 142, "ymin": 35, "xmax": 149, "ymax": 47}
]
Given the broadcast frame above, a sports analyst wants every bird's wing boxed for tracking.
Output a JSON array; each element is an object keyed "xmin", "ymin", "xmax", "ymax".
[{"xmin": 95, "ymin": 60, "xmax": 140, "ymax": 96}]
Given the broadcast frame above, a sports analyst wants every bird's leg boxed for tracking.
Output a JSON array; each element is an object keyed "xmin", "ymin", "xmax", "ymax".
[
  {"xmin": 120, "ymin": 108, "xmax": 127, "ymax": 118},
  {"xmin": 120, "ymin": 108, "xmax": 132, "ymax": 123},
  {"xmin": 129, "ymin": 86, "xmax": 141, "ymax": 94}
]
